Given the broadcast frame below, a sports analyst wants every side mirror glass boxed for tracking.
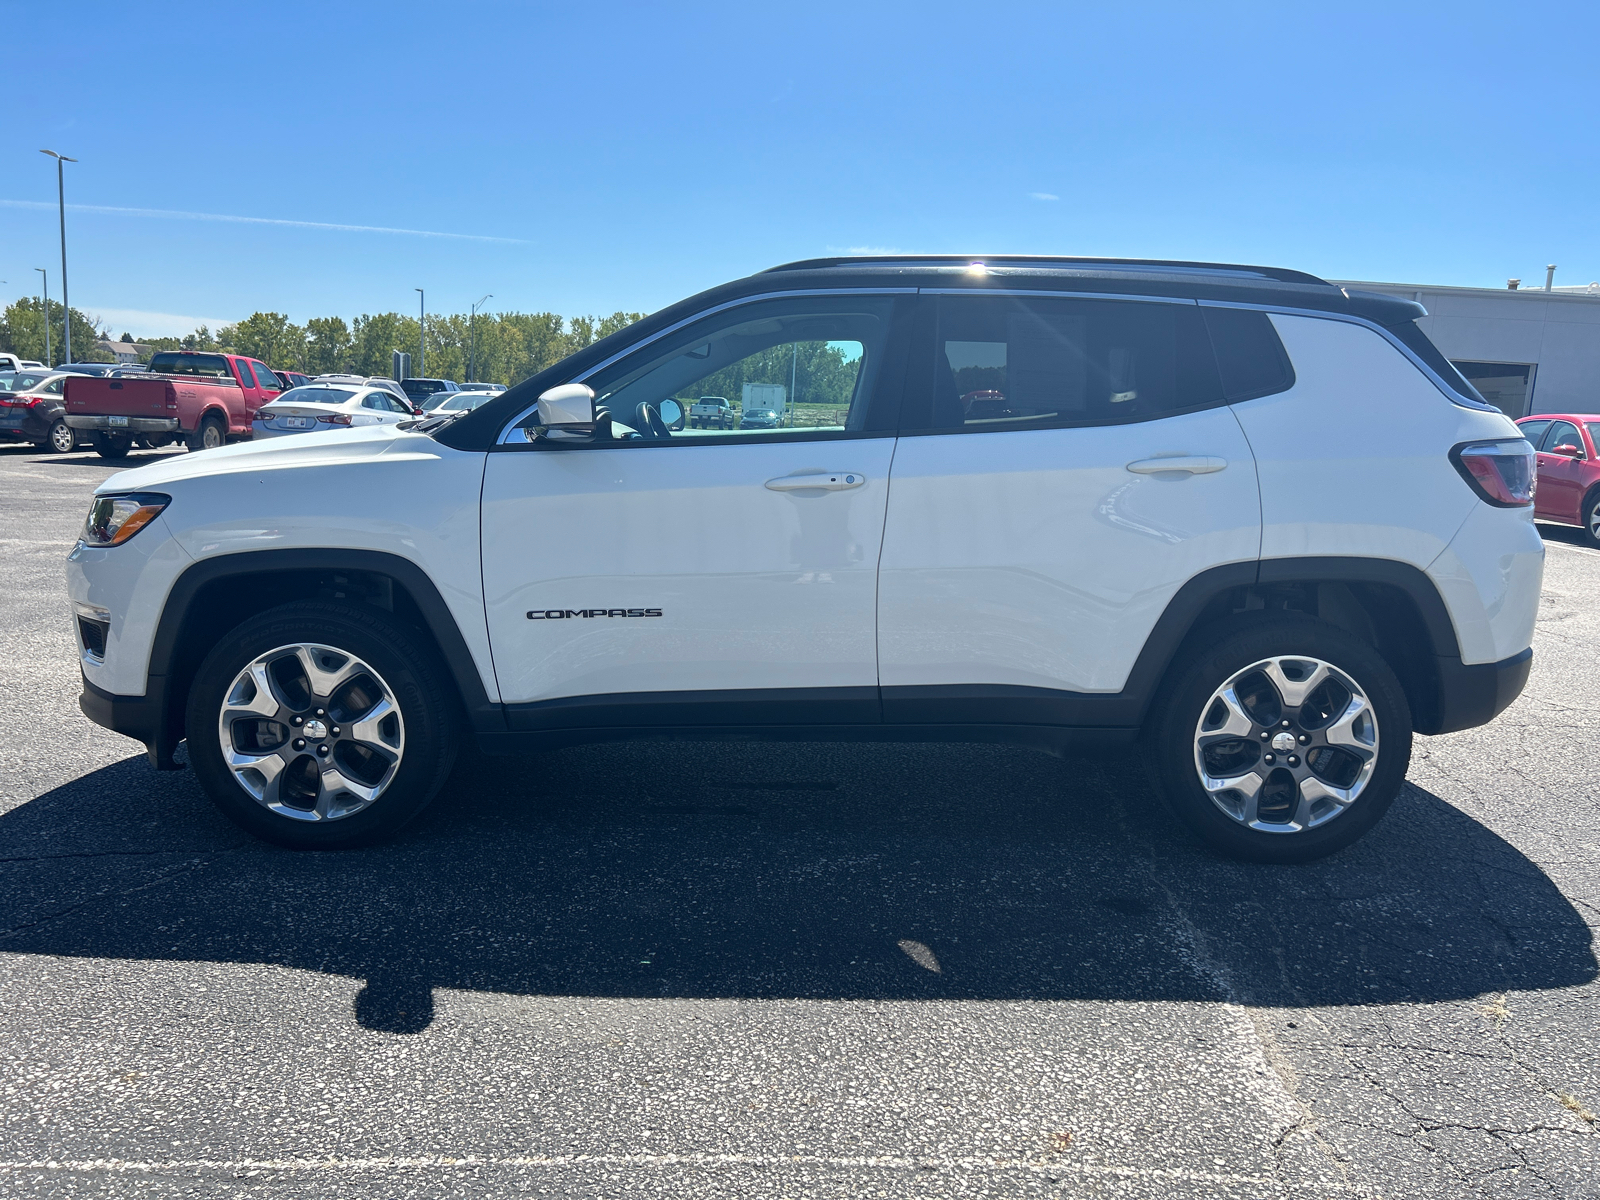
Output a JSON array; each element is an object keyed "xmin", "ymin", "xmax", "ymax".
[
  {"xmin": 537, "ymin": 383, "xmax": 595, "ymax": 430},
  {"xmin": 658, "ymin": 398, "xmax": 684, "ymax": 428}
]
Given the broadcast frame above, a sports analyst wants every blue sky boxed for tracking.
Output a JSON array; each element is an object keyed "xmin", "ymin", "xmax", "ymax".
[{"xmin": 3, "ymin": 1, "xmax": 1596, "ymax": 337}]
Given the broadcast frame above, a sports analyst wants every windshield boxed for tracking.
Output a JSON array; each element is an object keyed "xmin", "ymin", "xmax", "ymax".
[
  {"xmin": 435, "ymin": 392, "xmax": 494, "ymax": 413},
  {"xmin": 148, "ymin": 352, "xmax": 234, "ymax": 379},
  {"xmin": 272, "ymin": 386, "xmax": 356, "ymax": 406},
  {"xmin": 421, "ymin": 392, "xmax": 459, "ymax": 411}
]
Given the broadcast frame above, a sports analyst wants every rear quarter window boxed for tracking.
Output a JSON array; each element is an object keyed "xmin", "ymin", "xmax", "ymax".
[
  {"xmin": 1385, "ymin": 321, "xmax": 1489, "ymax": 407},
  {"xmin": 1201, "ymin": 306, "xmax": 1295, "ymax": 401}
]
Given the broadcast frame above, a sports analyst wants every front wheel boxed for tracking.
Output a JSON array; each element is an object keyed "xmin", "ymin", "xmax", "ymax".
[
  {"xmin": 186, "ymin": 601, "xmax": 458, "ymax": 849},
  {"xmin": 1148, "ymin": 615, "xmax": 1412, "ymax": 863},
  {"xmin": 1580, "ymin": 490, "xmax": 1600, "ymax": 549}
]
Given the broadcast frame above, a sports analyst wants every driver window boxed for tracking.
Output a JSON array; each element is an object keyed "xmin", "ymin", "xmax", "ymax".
[{"xmin": 519, "ymin": 295, "xmax": 899, "ymax": 443}]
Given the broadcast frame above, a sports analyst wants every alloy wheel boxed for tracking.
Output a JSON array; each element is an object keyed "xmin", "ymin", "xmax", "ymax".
[
  {"xmin": 216, "ymin": 642, "xmax": 405, "ymax": 822},
  {"xmin": 49, "ymin": 419, "xmax": 76, "ymax": 453},
  {"xmin": 1192, "ymin": 655, "xmax": 1378, "ymax": 833},
  {"xmin": 1588, "ymin": 498, "xmax": 1600, "ymax": 543}
]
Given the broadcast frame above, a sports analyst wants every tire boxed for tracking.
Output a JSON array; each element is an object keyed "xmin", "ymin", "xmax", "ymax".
[
  {"xmin": 1147, "ymin": 614, "xmax": 1412, "ymax": 863},
  {"xmin": 46, "ymin": 418, "xmax": 77, "ymax": 454},
  {"xmin": 187, "ymin": 413, "xmax": 226, "ymax": 452},
  {"xmin": 1580, "ymin": 489, "xmax": 1600, "ymax": 549},
  {"xmin": 93, "ymin": 432, "xmax": 132, "ymax": 460},
  {"xmin": 185, "ymin": 601, "xmax": 459, "ymax": 849}
]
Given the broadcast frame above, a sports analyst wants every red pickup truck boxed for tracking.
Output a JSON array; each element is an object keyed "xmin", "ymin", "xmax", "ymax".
[{"xmin": 64, "ymin": 350, "xmax": 284, "ymax": 459}]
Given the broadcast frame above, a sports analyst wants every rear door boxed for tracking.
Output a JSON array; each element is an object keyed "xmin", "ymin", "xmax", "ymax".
[
  {"xmin": 877, "ymin": 292, "xmax": 1263, "ymax": 724},
  {"xmin": 480, "ymin": 292, "xmax": 911, "ymax": 727}
]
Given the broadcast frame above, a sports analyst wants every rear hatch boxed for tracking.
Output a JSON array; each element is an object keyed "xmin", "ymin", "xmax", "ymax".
[{"xmin": 64, "ymin": 376, "xmax": 175, "ymax": 420}]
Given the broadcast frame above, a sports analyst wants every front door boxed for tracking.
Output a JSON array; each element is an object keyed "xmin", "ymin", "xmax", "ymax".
[
  {"xmin": 876, "ymin": 292, "xmax": 1262, "ymax": 723},
  {"xmin": 480, "ymin": 293, "xmax": 911, "ymax": 729},
  {"xmin": 1534, "ymin": 420, "xmax": 1587, "ymax": 522}
]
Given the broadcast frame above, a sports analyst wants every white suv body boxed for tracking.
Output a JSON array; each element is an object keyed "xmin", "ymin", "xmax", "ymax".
[{"xmin": 66, "ymin": 257, "xmax": 1542, "ymax": 859}]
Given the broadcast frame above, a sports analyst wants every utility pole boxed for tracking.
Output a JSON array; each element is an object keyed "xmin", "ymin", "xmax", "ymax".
[
  {"xmin": 469, "ymin": 293, "xmax": 492, "ymax": 383},
  {"xmin": 34, "ymin": 267, "xmax": 50, "ymax": 367},
  {"xmin": 40, "ymin": 150, "xmax": 76, "ymax": 364},
  {"xmin": 414, "ymin": 288, "xmax": 425, "ymax": 377}
]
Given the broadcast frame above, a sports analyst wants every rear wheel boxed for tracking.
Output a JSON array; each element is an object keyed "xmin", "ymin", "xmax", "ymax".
[
  {"xmin": 187, "ymin": 414, "xmax": 226, "ymax": 452},
  {"xmin": 93, "ymin": 432, "xmax": 132, "ymax": 460},
  {"xmin": 1149, "ymin": 615, "xmax": 1412, "ymax": 863},
  {"xmin": 186, "ymin": 601, "xmax": 458, "ymax": 849},
  {"xmin": 45, "ymin": 419, "xmax": 77, "ymax": 453}
]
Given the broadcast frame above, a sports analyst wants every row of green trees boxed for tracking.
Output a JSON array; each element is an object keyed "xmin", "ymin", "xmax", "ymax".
[
  {"xmin": 1, "ymin": 298, "xmax": 647, "ymax": 384},
  {"xmin": 145, "ymin": 308, "xmax": 646, "ymax": 385},
  {"xmin": 0, "ymin": 298, "xmax": 117, "ymax": 365}
]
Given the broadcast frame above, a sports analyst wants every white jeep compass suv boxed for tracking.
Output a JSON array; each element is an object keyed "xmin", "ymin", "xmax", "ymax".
[{"xmin": 66, "ymin": 256, "xmax": 1541, "ymax": 861}]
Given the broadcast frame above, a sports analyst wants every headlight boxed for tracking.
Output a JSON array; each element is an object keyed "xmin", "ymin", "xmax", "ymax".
[{"xmin": 82, "ymin": 492, "xmax": 170, "ymax": 546}]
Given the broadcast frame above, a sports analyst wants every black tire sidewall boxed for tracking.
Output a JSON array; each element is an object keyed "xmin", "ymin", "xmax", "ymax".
[
  {"xmin": 1150, "ymin": 615, "xmax": 1413, "ymax": 864},
  {"xmin": 186, "ymin": 601, "xmax": 457, "ymax": 849},
  {"xmin": 94, "ymin": 433, "xmax": 131, "ymax": 459},
  {"xmin": 1581, "ymin": 492, "xmax": 1600, "ymax": 549}
]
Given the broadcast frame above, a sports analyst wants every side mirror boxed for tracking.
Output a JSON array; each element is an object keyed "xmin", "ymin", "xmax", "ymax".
[
  {"xmin": 537, "ymin": 383, "xmax": 595, "ymax": 430},
  {"xmin": 412, "ymin": 405, "xmax": 425, "ymax": 417},
  {"xmin": 1552, "ymin": 443, "xmax": 1583, "ymax": 458},
  {"xmin": 658, "ymin": 398, "xmax": 684, "ymax": 428}
]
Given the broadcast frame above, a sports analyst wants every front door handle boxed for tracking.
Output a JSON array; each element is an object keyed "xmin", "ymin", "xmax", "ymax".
[
  {"xmin": 1125, "ymin": 456, "xmax": 1228, "ymax": 476},
  {"xmin": 764, "ymin": 472, "xmax": 866, "ymax": 492}
]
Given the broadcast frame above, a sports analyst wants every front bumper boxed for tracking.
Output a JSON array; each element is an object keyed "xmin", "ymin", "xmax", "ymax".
[
  {"xmin": 1425, "ymin": 647, "xmax": 1532, "ymax": 735},
  {"xmin": 66, "ymin": 415, "xmax": 181, "ymax": 433},
  {"xmin": 80, "ymin": 673, "xmax": 182, "ymax": 769}
]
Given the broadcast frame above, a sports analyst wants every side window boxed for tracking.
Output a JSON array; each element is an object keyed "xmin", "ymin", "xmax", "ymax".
[
  {"xmin": 235, "ymin": 360, "xmax": 257, "ymax": 388},
  {"xmin": 1517, "ymin": 420, "xmax": 1551, "ymax": 447},
  {"xmin": 1202, "ymin": 306, "xmax": 1295, "ymax": 401},
  {"xmin": 387, "ymin": 394, "xmax": 413, "ymax": 413},
  {"xmin": 1544, "ymin": 421, "xmax": 1583, "ymax": 456},
  {"xmin": 905, "ymin": 295, "xmax": 1223, "ymax": 433},
  {"xmin": 521, "ymin": 294, "xmax": 903, "ymax": 444},
  {"xmin": 252, "ymin": 362, "xmax": 280, "ymax": 391},
  {"xmin": 361, "ymin": 393, "xmax": 389, "ymax": 410},
  {"xmin": 45, "ymin": 377, "xmax": 66, "ymax": 394}
]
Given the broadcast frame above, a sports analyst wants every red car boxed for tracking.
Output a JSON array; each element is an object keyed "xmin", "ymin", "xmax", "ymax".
[{"xmin": 1516, "ymin": 413, "xmax": 1600, "ymax": 545}]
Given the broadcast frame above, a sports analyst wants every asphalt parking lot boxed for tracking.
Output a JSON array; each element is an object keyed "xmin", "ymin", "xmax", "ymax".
[{"xmin": 1, "ymin": 441, "xmax": 1596, "ymax": 1199}]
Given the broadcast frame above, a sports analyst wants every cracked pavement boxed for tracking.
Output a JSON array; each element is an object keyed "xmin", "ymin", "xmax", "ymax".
[{"xmin": 1, "ymin": 442, "xmax": 1596, "ymax": 1197}]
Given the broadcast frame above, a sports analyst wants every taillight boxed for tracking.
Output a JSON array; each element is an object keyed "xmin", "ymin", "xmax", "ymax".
[
  {"xmin": 1451, "ymin": 439, "xmax": 1536, "ymax": 507},
  {"xmin": 315, "ymin": 413, "xmax": 353, "ymax": 425}
]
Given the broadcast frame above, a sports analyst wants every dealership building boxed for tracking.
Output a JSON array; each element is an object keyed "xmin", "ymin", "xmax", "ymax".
[{"xmin": 1333, "ymin": 277, "xmax": 1600, "ymax": 419}]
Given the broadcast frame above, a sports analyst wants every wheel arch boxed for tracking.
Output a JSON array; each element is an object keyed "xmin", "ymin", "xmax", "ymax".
[
  {"xmin": 145, "ymin": 548, "xmax": 500, "ymax": 768},
  {"xmin": 1132, "ymin": 558, "xmax": 1461, "ymax": 735}
]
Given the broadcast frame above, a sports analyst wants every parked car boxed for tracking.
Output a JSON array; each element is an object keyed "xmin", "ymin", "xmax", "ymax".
[
  {"xmin": 400, "ymin": 377, "xmax": 459, "ymax": 405},
  {"xmin": 738, "ymin": 407, "xmax": 782, "ymax": 430},
  {"xmin": 252, "ymin": 384, "xmax": 420, "ymax": 438},
  {"xmin": 421, "ymin": 390, "xmax": 498, "ymax": 416},
  {"xmin": 1515, "ymin": 413, "xmax": 1600, "ymax": 545},
  {"xmin": 312, "ymin": 374, "xmax": 410, "ymax": 403},
  {"xmin": 64, "ymin": 350, "xmax": 283, "ymax": 458},
  {"xmin": 0, "ymin": 369, "xmax": 91, "ymax": 453},
  {"xmin": 274, "ymin": 370, "xmax": 312, "ymax": 389},
  {"xmin": 59, "ymin": 362, "xmax": 148, "ymax": 377},
  {"xmin": 689, "ymin": 396, "xmax": 733, "ymax": 429},
  {"xmin": 68, "ymin": 254, "xmax": 1539, "ymax": 863},
  {"xmin": 0, "ymin": 353, "xmax": 44, "ymax": 372}
]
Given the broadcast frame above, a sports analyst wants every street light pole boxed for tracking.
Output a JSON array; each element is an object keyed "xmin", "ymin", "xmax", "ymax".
[
  {"xmin": 40, "ymin": 150, "xmax": 77, "ymax": 365},
  {"xmin": 34, "ymin": 267, "xmax": 50, "ymax": 367},
  {"xmin": 469, "ymin": 293, "xmax": 492, "ymax": 383},
  {"xmin": 414, "ymin": 288, "xmax": 425, "ymax": 377}
]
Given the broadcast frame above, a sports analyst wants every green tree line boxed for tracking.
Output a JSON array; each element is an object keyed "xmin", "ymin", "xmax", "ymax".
[
  {"xmin": 141, "ymin": 308, "xmax": 647, "ymax": 385},
  {"xmin": 0, "ymin": 298, "xmax": 116, "ymax": 365},
  {"xmin": 684, "ymin": 341, "xmax": 861, "ymax": 410}
]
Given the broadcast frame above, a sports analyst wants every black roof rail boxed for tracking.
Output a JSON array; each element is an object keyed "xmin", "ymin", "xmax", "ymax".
[{"xmin": 760, "ymin": 254, "xmax": 1331, "ymax": 288}]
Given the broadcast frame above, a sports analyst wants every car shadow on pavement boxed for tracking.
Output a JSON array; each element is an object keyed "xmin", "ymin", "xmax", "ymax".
[{"xmin": 1, "ymin": 739, "xmax": 1592, "ymax": 1033}]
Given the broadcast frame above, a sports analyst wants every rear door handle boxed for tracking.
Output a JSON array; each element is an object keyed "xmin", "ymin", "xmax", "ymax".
[
  {"xmin": 765, "ymin": 472, "xmax": 866, "ymax": 492},
  {"xmin": 1125, "ymin": 456, "xmax": 1228, "ymax": 476}
]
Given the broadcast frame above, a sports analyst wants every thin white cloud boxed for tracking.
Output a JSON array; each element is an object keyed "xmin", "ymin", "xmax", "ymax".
[
  {"xmin": 0, "ymin": 199, "xmax": 526, "ymax": 244},
  {"xmin": 85, "ymin": 308, "xmax": 238, "ymax": 338},
  {"xmin": 1029, "ymin": 192, "xmax": 1060, "ymax": 201}
]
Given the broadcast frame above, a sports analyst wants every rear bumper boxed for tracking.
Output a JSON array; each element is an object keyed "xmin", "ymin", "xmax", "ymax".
[
  {"xmin": 79, "ymin": 673, "xmax": 182, "ymax": 769},
  {"xmin": 66, "ymin": 415, "xmax": 181, "ymax": 433},
  {"xmin": 1425, "ymin": 647, "xmax": 1532, "ymax": 735}
]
